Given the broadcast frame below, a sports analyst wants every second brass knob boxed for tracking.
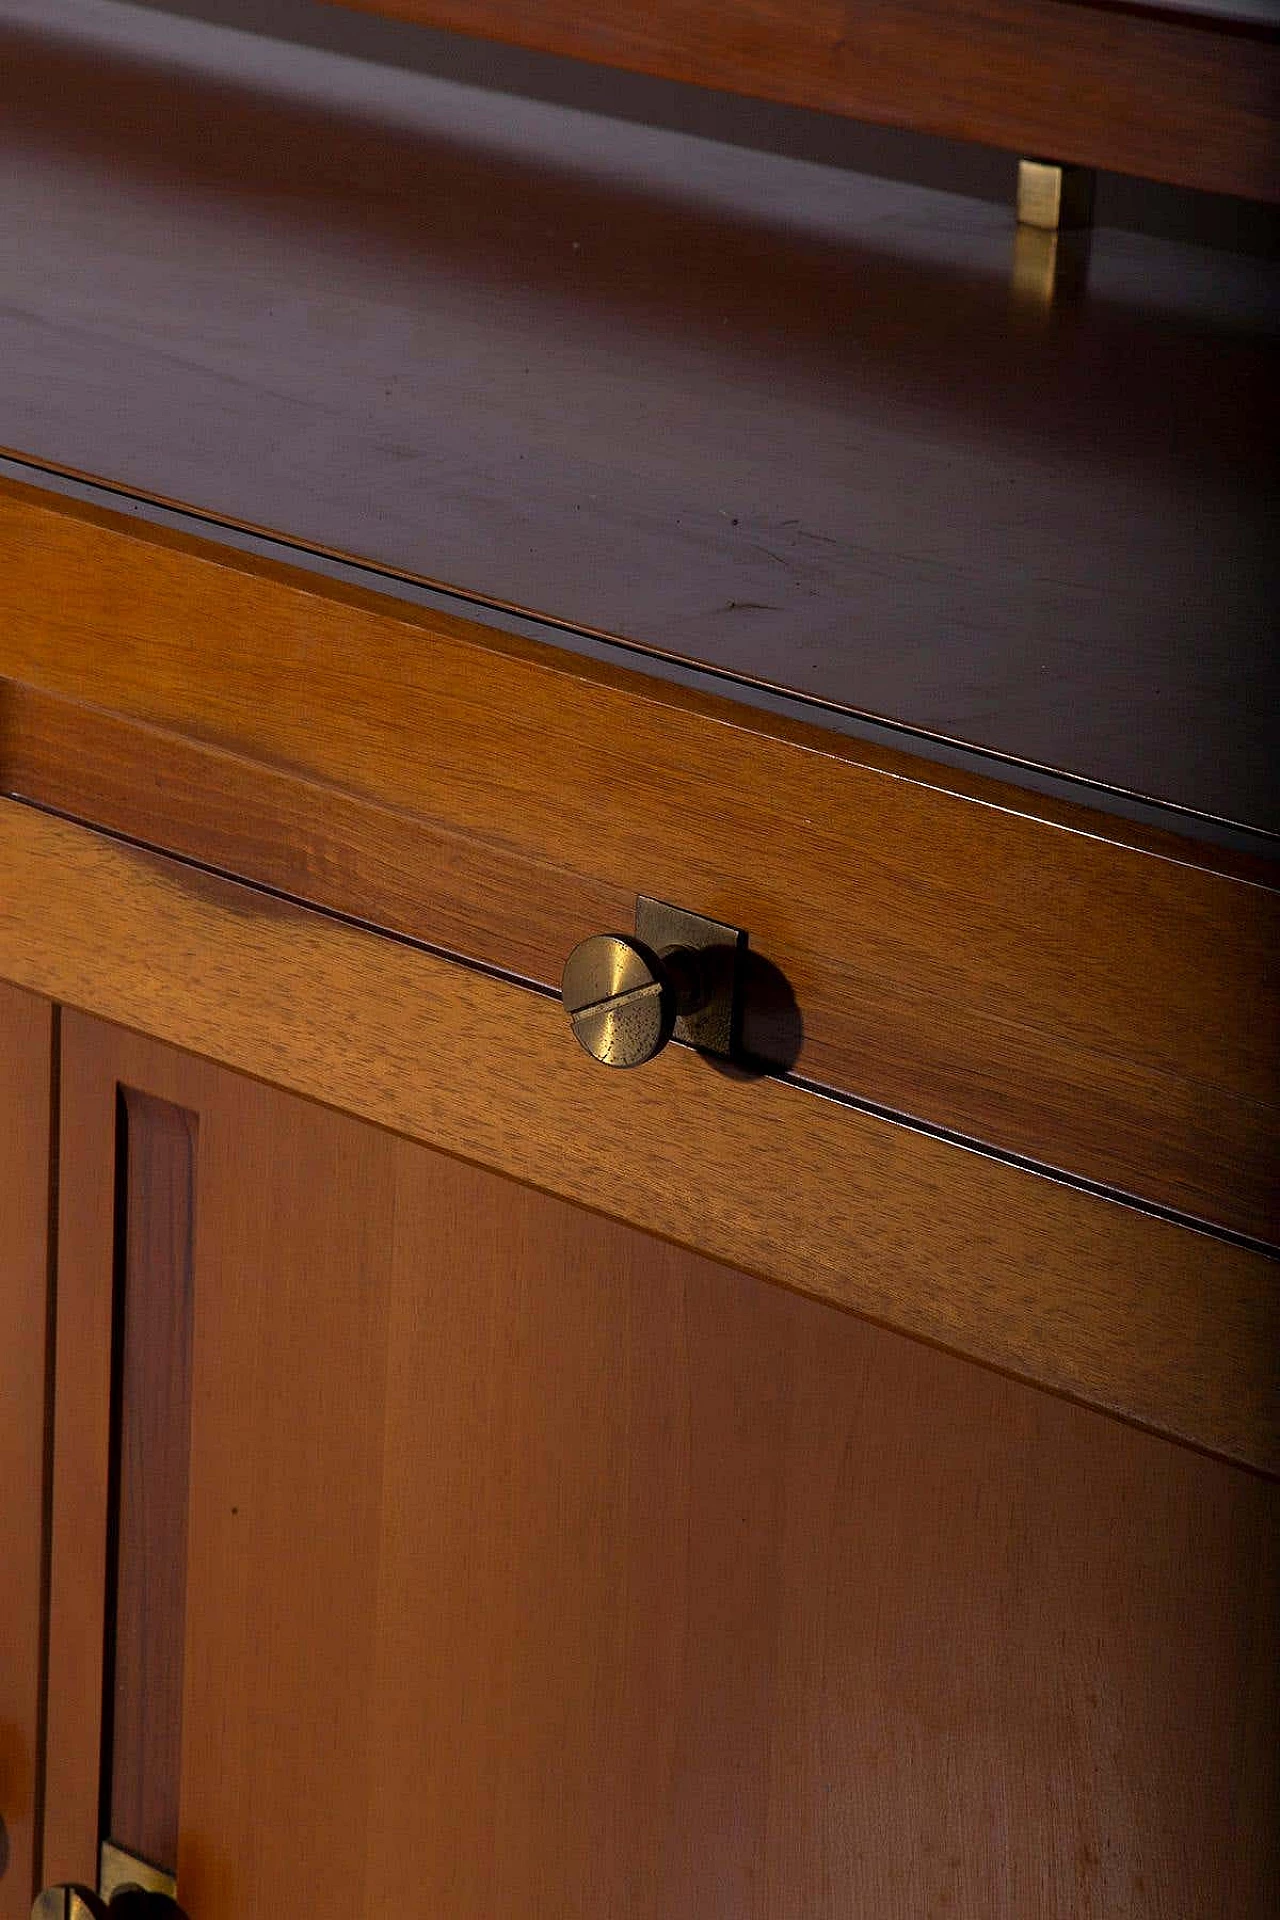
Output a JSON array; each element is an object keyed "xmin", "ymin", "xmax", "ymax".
[{"xmin": 31, "ymin": 1893, "xmax": 107, "ymax": 1920}]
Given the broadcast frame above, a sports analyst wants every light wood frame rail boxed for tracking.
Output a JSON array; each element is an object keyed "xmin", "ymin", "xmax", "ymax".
[{"xmin": 1, "ymin": 799, "xmax": 1276, "ymax": 1473}]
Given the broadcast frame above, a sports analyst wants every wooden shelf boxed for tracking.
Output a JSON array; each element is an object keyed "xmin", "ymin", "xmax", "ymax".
[{"xmin": 1, "ymin": 0, "xmax": 1277, "ymax": 830}]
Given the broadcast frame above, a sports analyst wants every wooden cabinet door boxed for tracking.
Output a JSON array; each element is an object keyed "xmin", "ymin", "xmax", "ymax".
[{"xmin": 38, "ymin": 1011, "xmax": 1278, "ymax": 1919}]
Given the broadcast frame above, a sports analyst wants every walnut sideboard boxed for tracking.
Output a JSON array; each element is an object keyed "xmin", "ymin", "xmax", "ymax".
[{"xmin": 1, "ymin": 2, "xmax": 1277, "ymax": 1916}]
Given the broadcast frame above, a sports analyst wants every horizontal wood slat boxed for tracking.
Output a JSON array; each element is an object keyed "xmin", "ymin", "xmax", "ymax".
[
  {"xmin": 0, "ymin": 799, "xmax": 1277, "ymax": 1474},
  {"xmin": 328, "ymin": 0, "xmax": 1280, "ymax": 201},
  {"xmin": 0, "ymin": 479, "xmax": 1276, "ymax": 1244}
]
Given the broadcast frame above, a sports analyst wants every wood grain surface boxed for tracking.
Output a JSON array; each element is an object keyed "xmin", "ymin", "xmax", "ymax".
[
  {"xmin": 325, "ymin": 0, "xmax": 1280, "ymax": 199},
  {"xmin": 2, "ymin": 480, "xmax": 1276, "ymax": 1246},
  {"xmin": 40, "ymin": 1022, "xmax": 116, "ymax": 1893},
  {"xmin": 0, "ymin": 983, "xmax": 53, "ymax": 1920},
  {"xmin": 1, "ymin": 803, "xmax": 1276, "ymax": 1473},
  {"xmin": 106, "ymin": 1092, "xmax": 196, "ymax": 1875},
  {"xmin": 44, "ymin": 1010, "xmax": 1280, "ymax": 1917},
  {"xmin": 1, "ymin": 0, "xmax": 1277, "ymax": 825}
]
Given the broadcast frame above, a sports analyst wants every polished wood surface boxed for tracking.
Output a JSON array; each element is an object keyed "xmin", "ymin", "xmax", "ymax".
[
  {"xmin": 326, "ymin": 0, "xmax": 1280, "ymax": 199},
  {"xmin": 2, "ymin": 803, "xmax": 1276, "ymax": 1472},
  {"xmin": 0, "ymin": 983, "xmax": 52, "ymax": 1920},
  {"xmin": 42, "ymin": 1011, "xmax": 1279, "ymax": 1917},
  {"xmin": 1, "ymin": 0, "xmax": 1277, "ymax": 825},
  {"xmin": 8, "ymin": 7, "xmax": 1274, "ymax": 1911},
  {"xmin": 41, "ymin": 1033, "xmax": 116, "ymax": 1893},
  {"xmin": 107, "ymin": 1092, "xmax": 197, "ymax": 1875},
  {"xmin": 2, "ymin": 481, "xmax": 1276, "ymax": 1246}
]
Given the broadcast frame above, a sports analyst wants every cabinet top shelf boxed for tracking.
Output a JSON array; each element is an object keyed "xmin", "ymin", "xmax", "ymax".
[{"xmin": 2, "ymin": 0, "xmax": 1277, "ymax": 834}]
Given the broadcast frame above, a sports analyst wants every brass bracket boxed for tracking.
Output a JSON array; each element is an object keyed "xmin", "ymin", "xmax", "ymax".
[
  {"xmin": 1013, "ymin": 158, "xmax": 1095, "ymax": 309},
  {"xmin": 99, "ymin": 1841, "xmax": 177, "ymax": 1903},
  {"xmin": 634, "ymin": 895, "xmax": 746, "ymax": 1060},
  {"xmin": 1016, "ymin": 158, "xmax": 1095, "ymax": 232}
]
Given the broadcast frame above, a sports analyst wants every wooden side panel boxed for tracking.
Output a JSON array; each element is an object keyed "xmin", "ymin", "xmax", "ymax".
[
  {"xmin": 0, "ymin": 982, "xmax": 53, "ymax": 1920},
  {"xmin": 53, "ymin": 1013, "xmax": 1280, "ymax": 1919},
  {"xmin": 106, "ymin": 1091, "xmax": 196, "ymax": 1874},
  {"xmin": 328, "ymin": 0, "xmax": 1280, "ymax": 200}
]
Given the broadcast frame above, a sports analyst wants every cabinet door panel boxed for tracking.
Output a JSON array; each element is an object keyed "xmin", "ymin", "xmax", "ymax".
[{"xmin": 46, "ymin": 1012, "xmax": 1278, "ymax": 1919}]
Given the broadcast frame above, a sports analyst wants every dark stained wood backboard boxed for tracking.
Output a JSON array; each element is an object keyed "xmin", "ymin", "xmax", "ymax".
[{"xmin": 322, "ymin": 0, "xmax": 1280, "ymax": 200}]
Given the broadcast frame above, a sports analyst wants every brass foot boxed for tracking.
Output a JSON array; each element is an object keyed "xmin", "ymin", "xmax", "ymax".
[{"xmin": 1013, "ymin": 159, "xmax": 1095, "ymax": 309}]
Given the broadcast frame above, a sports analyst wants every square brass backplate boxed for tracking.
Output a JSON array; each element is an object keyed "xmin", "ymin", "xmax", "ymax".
[
  {"xmin": 1016, "ymin": 158, "xmax": 1095, "ymax": 232},
  {"xmin": 100, "ymin": 1840, "xmax": 178, "ymax": 1902},
  {"xmin": 635, "ymin": 895, "xmax": 746, "ymax": 1059}
]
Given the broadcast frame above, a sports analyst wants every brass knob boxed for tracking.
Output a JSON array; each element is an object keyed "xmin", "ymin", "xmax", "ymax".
[
  {"xmin": 33, "ymin": 1892, "xmax": 185, "ymax": 1920},
  {"xmin": 561, "ymin": 934, "xmax": 703, "ymax": 1068},
  {"xmin": 32, "ymin": 1894, "xmax": 107, "ymax": 1920}
]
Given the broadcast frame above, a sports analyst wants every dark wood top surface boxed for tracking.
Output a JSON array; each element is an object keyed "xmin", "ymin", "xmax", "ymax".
[{"xmin": 2, "ymin": 0, "xmax": 1277, "ymax": 828}]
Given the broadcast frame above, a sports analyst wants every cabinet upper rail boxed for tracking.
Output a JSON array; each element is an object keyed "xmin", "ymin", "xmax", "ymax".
[{"xmin": 1, "ymin": 475, "xmax": 1276, "ymax": 1246}]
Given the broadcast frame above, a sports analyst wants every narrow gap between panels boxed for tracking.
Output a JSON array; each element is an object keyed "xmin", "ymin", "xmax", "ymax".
[{"xmin": 6, "ymin": 788, "xmax": 1276, "ymax": 1264}]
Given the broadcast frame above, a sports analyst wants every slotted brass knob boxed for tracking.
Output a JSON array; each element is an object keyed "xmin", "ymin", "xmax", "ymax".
[
  {"xmin": 33, "ymin": 1891, "xmax": 185, "ymax": 1920},
  {"xmin": 32, "ymin": 1893, "xmax": 107, "ymax": 1920},
  {"xmin": 562, "ymin": 933, "xmax": 703, "ymax": 1068}
]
